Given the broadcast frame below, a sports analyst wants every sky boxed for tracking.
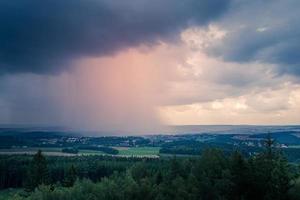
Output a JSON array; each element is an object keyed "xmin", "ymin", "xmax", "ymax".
[{"xmin": 0, "ymin": 0, "xmax": 299, "ymax": 133}]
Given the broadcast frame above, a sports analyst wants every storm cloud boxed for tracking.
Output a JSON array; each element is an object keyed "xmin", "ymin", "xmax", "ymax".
[
  {"xmin": 204, "ymin": 0, "xmax": 300, "ymax": 76},
  {"xmin": 0, "ymin": 0, "xmax": 299, "ymax": 132},
  {"xmin": 0, "ymin": 0, "xmax": 230, "ymax": 74}
]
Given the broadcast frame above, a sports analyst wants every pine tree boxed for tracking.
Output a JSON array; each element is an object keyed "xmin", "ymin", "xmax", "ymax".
[
  {"xmin": 264, "ymin": 132, "xmax": 276, "ymax": 160},
  {"xmin": 63, "ymin": 164, "xmax": 77, "ymax": 187},
  {"xmin": 230, "ymin": 151, "xmax": 249, "ymax": 200},
  {"xmin": 248, "ymin": 134, "xmax": 292, "ymax": 200},
  {"xmin": 25, "ymin": 150, "xmax": 50, "ymax": 191}
]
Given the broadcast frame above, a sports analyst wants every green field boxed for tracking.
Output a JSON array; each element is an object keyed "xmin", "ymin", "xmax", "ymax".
[
  {"xmin": 0, "ymin": 147, "xmax": 62, "ymax": 152},
  {"xmin": 78, "ymin": 149, "xmax": 107, "ymax": 155},
  {"xmin": 0, "ymin": 147, "xmax": 102, "ymax": 156},
  {"xmin": 115, "ymin": 147, "xmax": 160, "ymax": 156},
  {"xmin": 288, "ymin": 145, "xmax": 300, "ymax": 148},
  {"xmin": 0, "ymin": 147, "xmax": 74, "ymax": 156},
  {"xmin": 0, "ymin": 147, "xmax": 161, "ymax": 157},
  {"xmin": 159, "ymin": 153, "xmax": 199, "ymax": 158}
]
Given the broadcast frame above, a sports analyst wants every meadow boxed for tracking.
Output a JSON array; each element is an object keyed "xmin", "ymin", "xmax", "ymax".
[
  {"xmin": 0, "ymin": 147, "xmax": 161, "ymax": 157},
  {"xmin": 114, "ymin": 147, "xmax": 160, "ymax": 156}
]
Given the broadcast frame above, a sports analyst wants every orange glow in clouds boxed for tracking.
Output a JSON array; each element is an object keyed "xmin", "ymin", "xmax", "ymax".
[{"xmin": 59, "ymin": 45, "xmax": 172, "ymax": 133}]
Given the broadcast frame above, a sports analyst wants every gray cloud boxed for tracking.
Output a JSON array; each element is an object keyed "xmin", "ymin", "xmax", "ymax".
[
  {"xmin": 206, "ymin": 0, "xmax": 300, "ymax": 76},
  {"xmin": 0, "ymin": 0, "xmax": 230, "ymax": 74},
  {"xmin": 1, "ymin": 0, "xmax": 300, "ymax": 130}
]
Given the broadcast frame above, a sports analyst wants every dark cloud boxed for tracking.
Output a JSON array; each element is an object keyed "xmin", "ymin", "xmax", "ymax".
[
  {"xmin": 206, "ymin": 0, "xmax": 300, "ymax": 76},
  {"xmin": 0, "ymin": 0, "xmax": 230, "ymax": 74}
]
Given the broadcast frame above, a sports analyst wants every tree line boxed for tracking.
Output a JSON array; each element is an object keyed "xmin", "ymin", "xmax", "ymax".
[
  {"xmin": 2, "ymin": 136, "xmax": 300, "ymax": 200},
  {"xmin": 0, "ymin": 153, "xmax": 153, "ymax": 190}
]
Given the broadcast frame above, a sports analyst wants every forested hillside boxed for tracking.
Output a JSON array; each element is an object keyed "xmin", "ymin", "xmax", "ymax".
[{"xmin": 1, "ymin": 137, "xmax": 299, "ymax": 200}]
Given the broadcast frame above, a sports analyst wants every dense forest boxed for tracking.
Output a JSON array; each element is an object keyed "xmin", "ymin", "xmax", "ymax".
[{"xmin": 1, "ymin": 137, "xmax": 300, "ymax": 200}]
